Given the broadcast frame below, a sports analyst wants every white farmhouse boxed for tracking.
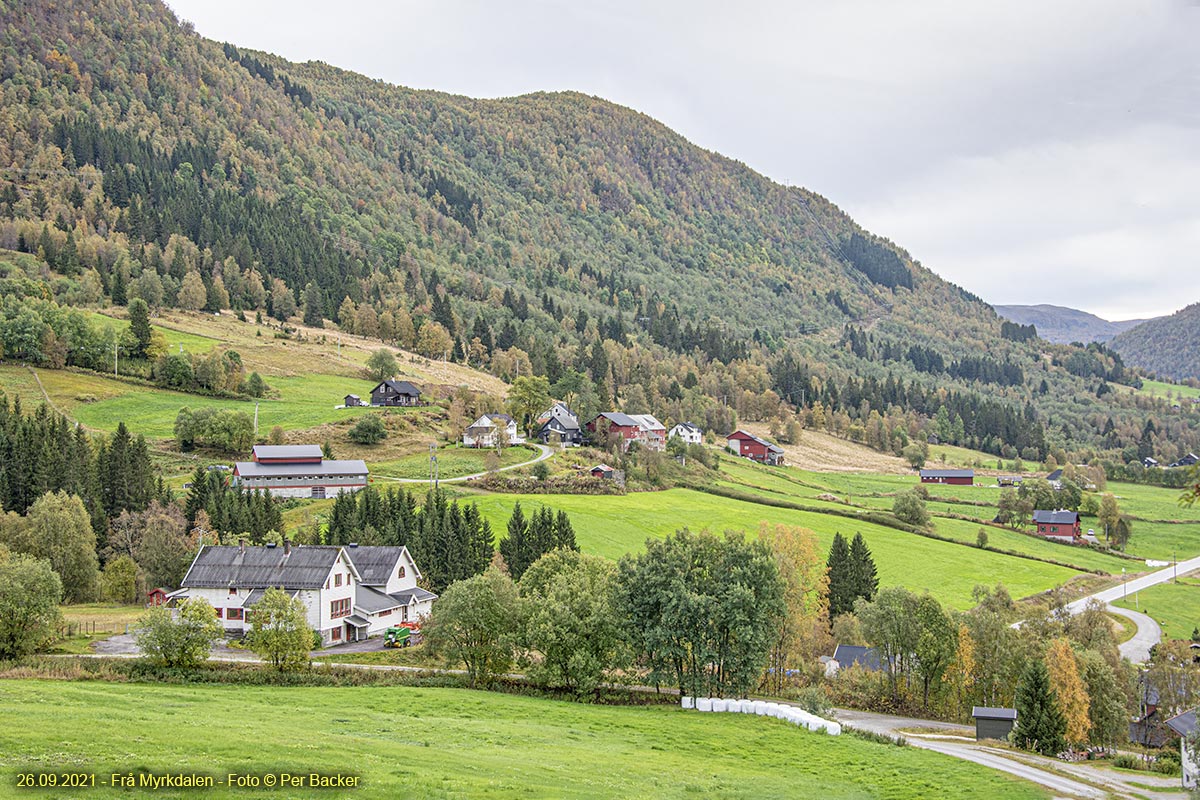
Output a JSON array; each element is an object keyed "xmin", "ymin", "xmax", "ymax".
[
  {"xmin": 463, "ymin": 413, "xmax": 523, "ymax": 448},
  {"xmin": 232, "ymin": 445, "xmax": 368, "ymax": 499},
  {"xmin": 669, "ymin": 421, "xmax": 704, "ymax": 445},
  {"xmin": 176, "ymin": 542, "xmax": 435, "ymax": 646}
]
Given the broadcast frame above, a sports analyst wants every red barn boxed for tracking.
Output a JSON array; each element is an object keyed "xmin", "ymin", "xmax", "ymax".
[
  {"xmin": 146, "ymin": 587, "xmax": 170, "ymax": 606},
  {"xmin": 919, "ymin": 469, "xmax": 974, "ymax": 486},
  {"xmin": 1033, "ymin": 510, "xmax": 1081, "ymax": 540},
  {"xmin": 726, "ymin": 430, "xmax": 785, "ymax": 466},
  {"xmin": 586, "ymin": 413, "xmax": 643, "ymax": 451}
]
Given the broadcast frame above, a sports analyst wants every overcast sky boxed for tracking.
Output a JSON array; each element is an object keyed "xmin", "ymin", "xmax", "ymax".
[{"xmin": 167, "ymin": 0, "xmax": 1200, "ymax": 320}]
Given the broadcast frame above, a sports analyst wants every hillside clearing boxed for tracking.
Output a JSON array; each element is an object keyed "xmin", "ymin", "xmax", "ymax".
[{"xmin": 0, "ymin": 680, "xmax": 1048, "ymax": 799}]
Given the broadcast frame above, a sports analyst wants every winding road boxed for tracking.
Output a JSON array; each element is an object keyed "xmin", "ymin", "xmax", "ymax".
[
  {"xmin": 1064, "ymin": 555, "xmax": 1200, "ymax": 662},
  {"xmin": 375, "ymin": 443, "xmax": 554, "ymax": 485}
]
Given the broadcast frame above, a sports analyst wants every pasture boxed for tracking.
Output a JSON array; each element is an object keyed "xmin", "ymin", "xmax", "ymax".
[
  {"xmin": 1112, "ymin": 570, "xmax": 1200, "ymax": 641},
  {"xmin": 0, "ymin": 680, "xmax": 1047, "ymax": 799}
]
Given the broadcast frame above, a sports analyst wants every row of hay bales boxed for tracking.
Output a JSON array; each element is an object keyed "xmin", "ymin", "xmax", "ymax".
[{"xmin": 681, "ymin": 697, "xmax": 842, "ymax": 735}]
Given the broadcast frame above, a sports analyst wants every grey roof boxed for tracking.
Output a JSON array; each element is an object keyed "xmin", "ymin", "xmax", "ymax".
[
  {"xmin": 390, "ymin": 587, "xmax": 438, "ymax": 605},
  {"xmin": 253, "ymin": 444, "xmax": 322, "ymax": 461},
  {"xmin": 181, "ymin": 545, "xmax": 349, "ymax": 590},
  {"xmin": 344, "ymin": 614, "xmax": 370, "ymax": 627},
  {"xmin": 1167, "ymin": 709, "xmax": 1198, "ymax": 737},
  {"xmin": 355, "ymin": 584, "xmax": 405, "ymax": 614},
  {"xmin": 920, "ymin": 469, "xmax": 975, "ymax": 478},
  {"xmin": 628, "ymin": 413, "xmax": 665, "ymax": 431},
  {"xmin": 972, "ymin": 707, "xmax": 1018, "ymax": 720},
  {"xmin": 674, "ymin": 422, "xmax": 701, "ymax": 432},
  {"xmin": 729, "ymin": 429, "xmax": 784, "ymax": 452},
  {"xmin": 1033, "ymin": 510, "xmax": 1079, "ymax": 524},
  {"xmin": 832, "ymin": 644, "xmax": 882, "ymax": 671},
  {"xmin": 595, "ymin": 411, "xmax": 639, "ymax": 427},
  {"xmin": 242, "ymin": 587, "xmax": 299, "ymax": 607},
  {"xmin": 374, "ymin": 379, "xmax": 421, "ymax": 395},
  {"xmin": 540, "ymin": 416, "xmax": 580, "ymax": 432},
  {"xmin": 235, "ymin": 459, "xmax": 368, "ymax": 478},
  {"xmin": 1046, "ymin": 469, "xmax": 1064, "ymax": 481},
  {"xmin": 344, "ymin": 545, "xmax": 417, "ymax": 586}
]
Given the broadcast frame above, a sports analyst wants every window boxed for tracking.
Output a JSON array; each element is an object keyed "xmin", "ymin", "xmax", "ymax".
[
  {"xmin": 1051, "ymin": 526, "xmax": 1058, "ymax": 533},
  {"xmin": 334, "ymin": 573, "xmax": 342, "ymax": 587},
  {"xmin": 215, "ymin": 608, "xmax": 223, "ymax": 619},
  {"xmin": 228, "ymin": 588, "xmax": 238, "ymax": 595},
  {"xmin": 331, "ymin": 627, "xmax": 342, "ymax": 641},
  {"xmin": 402, "ymin": 606, "xmax": 409, "ymax": 622},
  {"xmin": 227, "ymin": 608, "xmax": 244, "ymax": 621},
  {"xmin": 331, "ymin": 598, "xmax": 350, "ymax": 619},
  {"xmin": 397, "ymin": 566, "xmax": 406, "ymax": 579},
  {"xmin": 379, "ymin": 608, "xmax": 392, "ymax": 617}
]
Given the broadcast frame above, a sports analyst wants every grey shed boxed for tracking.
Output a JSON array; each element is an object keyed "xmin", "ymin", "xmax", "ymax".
[{"xmin": 972, "ymin": 707, "xmax": 1017, "ymax": 741}]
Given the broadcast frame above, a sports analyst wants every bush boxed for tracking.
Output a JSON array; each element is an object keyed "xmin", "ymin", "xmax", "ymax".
[
  {"xmin": 893, "ymin": 490, "xmax": 931, "ymax": 527},
  {"xmin": 531, "ymin": 461, "xmax": 550, "ymax": 481},
  {"xmin": 348, "ymin": 414, "xmax": 387, "ymax": 445},
  {"xmin": 793, "ymin": 686, "xmax": 832, "ymax": 717},
  {"xmin": 135, "ymin": 598, "xmax": 221, "ymax": 668}
]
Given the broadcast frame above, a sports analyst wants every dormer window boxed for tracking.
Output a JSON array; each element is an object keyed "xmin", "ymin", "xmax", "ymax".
[{"xmin": 228, "ymin": 588, "xmax": 238, "ymax": 596}]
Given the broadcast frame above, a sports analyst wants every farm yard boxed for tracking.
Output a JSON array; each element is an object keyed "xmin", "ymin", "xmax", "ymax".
[{"xmin": 0, "ymin": 681, "xmax": 1048, "ymax": 800}]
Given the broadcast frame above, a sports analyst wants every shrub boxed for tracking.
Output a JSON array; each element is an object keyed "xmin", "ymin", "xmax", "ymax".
[
  {"xmin": 348, "ymin": 415, "xmax": 387, "ymax": 445},
  {"xmin": 135, "ymin": 598, "xmax": 221, "ymax": 668},
  {"xmin": 793, "ymin": 685, "xmax": 832, "ymax": 717}
]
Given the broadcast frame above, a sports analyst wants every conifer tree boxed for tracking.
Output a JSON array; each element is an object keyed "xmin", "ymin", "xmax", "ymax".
[
  {"xmin": 1014, "ymin": 658, "xmax": 1067, "ymax": 755},
  {"xmin": 826, "ymin": 532, "xmax": 854, "ymax": 619},
  {"xmin": 553, "ymin": 510, "xmax": 578, "ymax": 551},
  {"xmin": 848, "ymin": 532, "xmax": 879, "ymax": 603},
  {"xmin": 499, "ymin": 501, "xmax": 530, "ymax": 580}
]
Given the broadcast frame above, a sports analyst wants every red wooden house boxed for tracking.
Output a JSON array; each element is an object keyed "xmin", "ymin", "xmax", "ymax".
[
  {"xmin": 146, "ymin": 587, "xmax": 170, "ymax": 606},
  {"xmin": 726, "ymin": 430, "xmax": 785, "ymax": 466},
  {"xmin": 1033, "ymin": 510, "xmax": 1081, "ymax": 539},
  {"xmin": 586, "ymin": 412, "xmax": 644, "ymax": 451}
]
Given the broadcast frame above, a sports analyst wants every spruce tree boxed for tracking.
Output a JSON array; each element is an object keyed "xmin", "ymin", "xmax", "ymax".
[
  {"xmin": 553, "ymin": 510, "xmax": 578, "ymax": 551},
  {"xmin": 499, "ymin": 502, "xmax": 530, "ymax": 580},
  {"xmin": 826, "ymin": 532, "xmax": 854, "ymax": 619},
  {"xmin": 1014, "ymin": 658, "xmax": 1067, "ymax": 755},
  {"xmin": 848, "ymin": 532, "xmax": 879, "ymax": 603}
]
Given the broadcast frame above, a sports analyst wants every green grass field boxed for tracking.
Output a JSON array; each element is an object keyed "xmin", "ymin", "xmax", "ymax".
[
  {"xmin": 464, "ymin": 488, "xmax": 1084, "ymax": 609},
  {"xmin": 372, "ymin": 445, "xmax": 535, "ymax": 480},
  {"xmin": 1136, "ymin": 379, "xmax": 1200, "ymax": 401},
  {"xmin": 1113, "ymin": 572, "xmax": 1200, "ymax": 641},
  {"xmin": 0, "ymin": 680, "xmax": 1048, "ymax": 799}
]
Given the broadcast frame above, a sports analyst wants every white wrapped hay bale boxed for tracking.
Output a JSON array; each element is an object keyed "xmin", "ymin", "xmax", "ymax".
[
  {"xmin": 711, "ymin": 698, "xmax": 728, "ymax": 713},
  {"xmin": 753, "ymin": 701, "xmax": 770, "ymax": 715},
  {"xmin": 696, "ymin": 697, "xmax": 713, "ymax": 712},
  {"xmin": 737, "ymin": 699, "xmax": 754, "ymax": 713},
  {"xmin": 681, "ymin": 696, "xmax": 695, "ymax": 710}
]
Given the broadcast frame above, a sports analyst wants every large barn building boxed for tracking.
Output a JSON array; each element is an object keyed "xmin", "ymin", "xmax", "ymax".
[{"xmin": 232, "ymin": 445, "xmax": 368, "ymax": 499}]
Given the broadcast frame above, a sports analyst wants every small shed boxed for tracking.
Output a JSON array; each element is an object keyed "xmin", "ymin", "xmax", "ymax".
[
  {"xmin": 590, "ymin": 464, "xmax": 615, "ymax": 479},
  {"xmin": 344, "ymin": 394, "xmax": 362, "ymax": 407},
  {"xmin": 972, "ymin": 707, "xmax": 1017, "ymax": 741},
  {"xmin": 146, "ymin": 587, "xmax": 170, "ymax": 606}
]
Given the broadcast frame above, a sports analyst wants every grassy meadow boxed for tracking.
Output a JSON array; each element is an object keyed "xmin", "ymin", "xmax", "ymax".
[
  {"xmin": 465, "ymin": 488, "xmax": 1084, "ymax": 609},
  {"xmin": 1113, "ymin": 570, "xmax": 1200, "ymax": 641},
  {"xmin": 0, "ymin": 680, "xmax": 1048, "ymax": 799}
]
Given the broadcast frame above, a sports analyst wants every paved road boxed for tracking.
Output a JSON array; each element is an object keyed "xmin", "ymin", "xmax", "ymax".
[
  {"xmin": 836, "ymin": 708, "xmax": 1183, "ymax": 799},
  {"xmin": 1062, "ymin": 555, "xmax": 1200, "ymax": 662},
  {"xmin": 376, "ymin": 443, "xmax": 553, "ymax": 485}
]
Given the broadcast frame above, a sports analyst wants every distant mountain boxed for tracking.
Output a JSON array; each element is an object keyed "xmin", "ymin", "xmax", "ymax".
[
  {"xmin": 993, "ymin": 305, "xmax": 1149, "ymax": 344},
  {"xmin": 1109, "ymin": 303, "xmax": 1200, "ymax": 380}
]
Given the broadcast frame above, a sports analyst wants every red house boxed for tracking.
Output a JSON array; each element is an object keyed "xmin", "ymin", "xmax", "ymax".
[
  {"xmin": 1033, "ymin": 510, "xmax": 1081, "ymax": 540},
  {"xmin": 919, "ymin": 469, "xmax": 974, "ymax": 486},
  {"xmin": 726, "ymin": 430, "xmax": 785, "ymax": 466},
  {"xmin": 586, "ymin": 412, "xmax": 643, "ymax": 451}
]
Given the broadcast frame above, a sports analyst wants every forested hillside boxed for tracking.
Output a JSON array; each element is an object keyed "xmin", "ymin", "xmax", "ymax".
[
  {"xmin": 1, "ymin": 0, "xmax": 1197, "ymax": 467},
  {"xmin": 1109, "ymin": 303, "xmax": 1200, "ymax": 381}
]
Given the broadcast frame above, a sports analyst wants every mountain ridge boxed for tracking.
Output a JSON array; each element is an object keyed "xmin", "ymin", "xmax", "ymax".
[
  {"xmin": 1109, "ymin": 303, "xmax": 1200, "ymax": 381},
  {"xmin": 994, "ymin": 304, "xmax": 1149, "ymax": 344}
]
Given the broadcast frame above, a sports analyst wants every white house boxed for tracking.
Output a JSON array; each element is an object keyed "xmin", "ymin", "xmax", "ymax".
[
  {"xmin": 1168, "ymin": 709, "xmax": 1199, "ymax": 790},
  {"xmin": 176, "ymin": 542, "xmax": 436, "ymax": 646},
  {"xmin": 628, "ymin": 414, "xmax": 667, "ymax": 451},
  {"xmin": 463, "ymin": 413, "xmax": 524, "ymax": 448},
  {"xmin": 669, "ymin": 422, "xmax": 704, "ymax": 445},
  {"xmin": 232, "ymin": 445, "xmax": 368, "ymax": 499}
]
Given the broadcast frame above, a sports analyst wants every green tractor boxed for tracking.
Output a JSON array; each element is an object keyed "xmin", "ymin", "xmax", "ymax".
[{"xmin": 383, "ymin": 626, "xmax": 412, "ymax": 648}]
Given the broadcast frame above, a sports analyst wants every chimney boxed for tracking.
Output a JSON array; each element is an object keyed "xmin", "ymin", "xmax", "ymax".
[
  {"xmin": 239, "ymin": 538, "xmax": 246, "ymax": 555},
  {"xmin": 349, "ymin": 542, "xmax": 358, "ymax": 548},
  {"xmin": 266, "ymin": 542, "xmax": 277, "ymax": 549},
  {"xmin": 283, "ymin": 539, "xmax": 291, "ymax": 555}
]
